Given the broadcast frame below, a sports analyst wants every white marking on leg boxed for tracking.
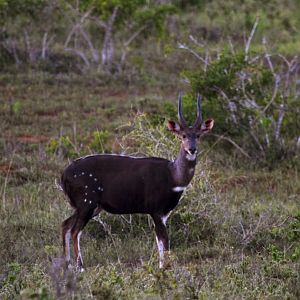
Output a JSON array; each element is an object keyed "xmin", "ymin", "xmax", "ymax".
[
  {"xmin": 77, "ymin": 231, "xmax": 84, "ymax": 272},
  {"xmin": 54, "ymin": 179, "xmax": 64, "ymax": 191},
  {"xmin": 161, "ymin": 212, "xmax": 171, "ymax": 226},
  {"xmin": 65, "ymin": 229, "xmax": 71, "ymax": 262},
  {"xmin": 172, "ymin": 186, "xmax": 186, "ymax": 192},
  {"xmin": 156, "ymin": 236, "xmax": 164, "ymax": 268},
  {"xmin": 189, "ymin": 168, "xmax": 195, "ymax": 175}
]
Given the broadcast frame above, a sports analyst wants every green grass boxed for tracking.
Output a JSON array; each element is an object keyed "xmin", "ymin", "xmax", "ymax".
[{"xmin": 0, "ymin": 74, "xmax": 299, "ymax": 299}]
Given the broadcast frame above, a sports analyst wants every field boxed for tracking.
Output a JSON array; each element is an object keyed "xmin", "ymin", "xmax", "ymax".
[
  {"xmin": 0, "ymin": 73, "xmax": 299, "ymax": 299},
  {"xmin": 1, "ymin": 0, "xmax": 300, "ymax": 299}
]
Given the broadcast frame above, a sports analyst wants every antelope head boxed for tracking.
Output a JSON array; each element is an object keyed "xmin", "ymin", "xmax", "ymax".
[{"xmin": 167, "ymin": 94, "xmax": 214, "ymax": 161}]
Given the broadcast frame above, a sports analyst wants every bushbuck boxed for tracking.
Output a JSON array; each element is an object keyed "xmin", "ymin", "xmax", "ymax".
[{"xmin": 59, "ymin": 94, "xmax": 214, "ymax": 271}]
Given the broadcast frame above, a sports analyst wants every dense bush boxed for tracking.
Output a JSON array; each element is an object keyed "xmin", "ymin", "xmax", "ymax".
[{"xmin": 180, "ymin": 47, "xmax": 300, "ymax": 165}]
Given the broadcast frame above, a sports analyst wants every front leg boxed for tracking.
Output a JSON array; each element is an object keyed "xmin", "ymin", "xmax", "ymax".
[{"xmin": 152, "ymin": 214, "xmax": 170, "ymax": 268}]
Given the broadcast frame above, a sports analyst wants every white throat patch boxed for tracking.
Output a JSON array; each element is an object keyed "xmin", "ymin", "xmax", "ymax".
[{"xmin": 186, "ymin": 153, "xmax": 196, "ymax": 161}]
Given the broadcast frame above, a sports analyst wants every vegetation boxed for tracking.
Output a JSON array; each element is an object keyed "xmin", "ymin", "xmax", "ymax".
[{"xmin": 0, "ymin": 0, "xmax": 299, "ymax": 299}]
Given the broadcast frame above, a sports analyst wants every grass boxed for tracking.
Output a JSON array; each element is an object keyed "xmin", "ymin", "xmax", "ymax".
[{"xmin": 0, "ymin": 73, "xmax": 299, "ymax": 299}]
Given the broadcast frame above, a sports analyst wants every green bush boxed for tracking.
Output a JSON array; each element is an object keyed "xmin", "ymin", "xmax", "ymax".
[
  {"xmin": 46, "ymin": 136, "xmax": 78, "ymax": 159},
  {"xmin": 182, "ymin": 50, "xmax": 300, "ymax": 165}
]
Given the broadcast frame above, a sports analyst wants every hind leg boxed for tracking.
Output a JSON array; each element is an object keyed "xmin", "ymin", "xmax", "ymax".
[
  {"xmin": 71, "ymin": 209, "xmax": 97, "ymax": 272},
  {"xmin": 61, "ymin": 213, "xmax": 77, "ymax": 267},
  {"xmin": 152, "ymin": 214, "xmax": 170, "ymax": 268}
]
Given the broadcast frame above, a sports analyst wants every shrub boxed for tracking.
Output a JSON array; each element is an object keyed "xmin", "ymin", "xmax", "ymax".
[{"xmin": 181, "ymin": 45, "xmax": 300, "ymax": 165}]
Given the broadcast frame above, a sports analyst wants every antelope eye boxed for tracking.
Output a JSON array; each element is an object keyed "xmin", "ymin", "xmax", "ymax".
[
  {"xmin": 196, "ymin": 134, "xmax": 200, "ymax": 139},
  {"xmin": 182, "ymin": 134, "xmax": 186, "ymax": 139}
]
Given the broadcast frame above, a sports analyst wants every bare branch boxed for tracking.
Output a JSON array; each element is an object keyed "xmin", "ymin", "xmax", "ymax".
[
  {"xmin": 64, "ymin": 7, "xmax": 94, "ymax": 48},
  {"xmin": 252, "ymin": 74, "xmax": 280, "ymax": 126},
  {"xmin": 1, "ymin": 39, "xmax": 21, "ymax": 64},
  {"xmin": 274, "ymin": 55, "xmax": 298, "ymax": 141},
  {"xmin": 214, "ymin": 87, "xmax": 237, "ymax": 124},
  {"xmin": 262, "ymin": 37, "xmax": 275, "ymax": 75},
  {"xmin": 101, "ymin": 6, "xmax": 119, "ymax": 66},
  {"xmin": 121, "ymin": 24, "xmax": 148, "ymax": 65},
  {"xmin": 211, "ymin": 134, "xmax": 251, "ymax": 159},
  {"xmin": 244, "ymin": 16, "xmax": 259, "ymax": 62},
  {"xmin": 178, "ymin": 42, "xmax": 207, "ymax": 64},
  {"xmin": 249, "ymin": 129, "xmax": 265, "ymax": 157},
  {"xmin": 79, "ymin": 27, "xmax": 99, "ymax": 63},
  {"xmin": 189, "ymin": 35, "xmax": 205, "ymax": 48},
  {"xmin": 24, "ymin": 30, "xmax": 35, "ymax": 62},
  {"xmin": 64, "ymin": 47, "xmax": 90, "ymax": 67}
]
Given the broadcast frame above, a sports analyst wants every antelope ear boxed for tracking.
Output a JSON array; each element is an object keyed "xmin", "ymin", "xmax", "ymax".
[
  {"xmin": 167, "ymin": 120, "xmax": 181, "ymax": 133},
  {"xmin": 201, "ymin": 119, "xmax": 214, "ymax": 133}
]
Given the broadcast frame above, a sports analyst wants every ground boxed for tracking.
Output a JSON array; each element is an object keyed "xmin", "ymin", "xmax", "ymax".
[{"xmin": 0, "ymin": 73, "xmax": 299, "ymax": 299}]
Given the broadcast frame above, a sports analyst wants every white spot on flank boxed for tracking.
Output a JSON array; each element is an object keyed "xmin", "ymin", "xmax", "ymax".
[
  {"xmin": 89, "ymin": 201, "xmax": 92, "ymax": 204},
  {"xmin": 94, "ymin": 178, "xmax": 97, "ymax": 181},
  {"xmin": 82, "ymin": 172, "xmax": 85, "ymax": 175},
  {"xmin": 85, "ymin": 192, "xmax": 87, "ymax": 196},
  {"xmin": 85, "ymin": 185, "xmax": 88, "ymax": 189},
  {"xmin": 172, "ymin": 186, "xmax": 186, "ymax": 192},
  {"xmin": 89, "ymin": 174, "xmax": 93, "ymax": 177},
  {"xmin": 98, "ymin": 187, "xmax": 103, "ymax": 191},
  {"xmin": 74, "ymin": 175, "xmax": 77, "ymax": 178},
  {"xmin": 84, "ymin": 199, "xmax": 87, "ymax": 202}
]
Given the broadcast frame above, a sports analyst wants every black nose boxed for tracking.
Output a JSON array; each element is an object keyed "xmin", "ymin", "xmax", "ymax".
[{"xmin": 189, "ymin": 148, "xmax": 196, "ymax": 155}]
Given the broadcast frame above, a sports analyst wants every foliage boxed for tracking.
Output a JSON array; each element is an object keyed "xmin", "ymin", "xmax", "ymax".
[
  {"xmin": 182, "ymin": 49, "xmax": 300, "ymax": 164},
  {"xmin": 0, "ymin": 73, "xmax": 299, "ymax": 299},
  {"xmin": 0, "ymin": 0, "xmax": 48, "ymax": 21},
  {"xmin": 0, "ymin": 1, "xmax": 300, "ymax": 299},
  {"xmin": 89, "ymin": 130, "xmax": 111, "ymax": 153},
  {"xmin": 46, "ymin": 136, "xmax": 78, "ymax": 158}
]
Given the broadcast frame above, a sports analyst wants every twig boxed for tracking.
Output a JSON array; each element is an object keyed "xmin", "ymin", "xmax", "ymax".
[
  {"xmin": 210, "ymin": 134, "xmax": 251, "ymax": 159},
  {"xmin": 245, "ymin": 16, "xmax": 259, "ymax": 62},
  {"xmin": 64, "ymin": 7, "xmax": 93, "ymax": 48},
  {"xmin": 64, "ymin": 47, "xmax": 90, "ymax": 67},
  {"xmin": 251, "ymin": 74, "xmax": 280, "ymax": 126},
  {"xmin": 79, "ymin": 27, "xmax": 99, "ymax": 63},
  {"xmin": 178, "ymin": 42, "xmax": 207, "ymax": 64},
  {"xmin": 121, "ymin": 24, "xmax": 148, "ymax": 65},
  {"xmin": 1, "ymin": 149, "xmax": 16, "ymax": 211},
  {"xmin": 41, "ymin": 32, "xmax": 48, "ymax": 59},
  {"xmin": 262, "ymin": 37, "xmax": 275, "ymax": 75},
  {"xmin": 214, "ymin": 87, "xmax": 237, "ymax": 124},
  {"xmin": 24, "ymin": 30, "xmax": 35, "ymax": 62}
]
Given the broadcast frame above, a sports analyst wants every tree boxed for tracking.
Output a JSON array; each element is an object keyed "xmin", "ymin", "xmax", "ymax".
[{"xmin": 64, "ymin": 0, "xmax": 176, "ymax": 68}]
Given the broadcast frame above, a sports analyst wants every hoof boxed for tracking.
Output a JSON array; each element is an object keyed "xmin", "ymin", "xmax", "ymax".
[
  {"xmin": 77, "ymin": 265, "xmax": 85, "ymax": 273},
  {"xmin": 65, "ymin": 260, "xmax": 72, "ymax": 270}
]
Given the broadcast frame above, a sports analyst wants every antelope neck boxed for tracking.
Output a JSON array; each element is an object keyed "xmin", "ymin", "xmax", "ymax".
[{"xmin": 170, "ymin": 145, "xmax": 197, "ymax": 186}]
